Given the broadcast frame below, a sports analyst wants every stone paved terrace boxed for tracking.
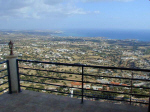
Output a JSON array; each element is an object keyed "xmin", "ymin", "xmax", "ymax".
[{"xmin": 0, "ymin": 90, "xmax": 148, "ymax": 112}]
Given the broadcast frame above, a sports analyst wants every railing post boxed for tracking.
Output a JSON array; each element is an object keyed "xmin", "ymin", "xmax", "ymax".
[
  {"xmin": 16, "ymin": 59, "xmax": 21, "ymax": 92},
  {"xmin": 6, "ymin": 60, "xmax": 12, "ymax": 94},
  {"xmin": 81, "ymin": 66, "xmax": 84, "ymax": 104},
  {"xmin": 6, "ymin": 55, "xmax": 20, "ymax": 93},
  {"xmin": 130, "ymin": 72, "xmax": 133, "ymax": 105}
]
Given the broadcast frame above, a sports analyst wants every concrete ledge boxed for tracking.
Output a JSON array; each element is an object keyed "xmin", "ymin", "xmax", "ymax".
[{"xmin": 5, "ymin": 55, "xmax": 18, "ymax": 59}]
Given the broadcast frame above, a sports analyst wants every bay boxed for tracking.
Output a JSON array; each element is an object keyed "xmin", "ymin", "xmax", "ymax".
[{"xmin": 55, "ymin": 29, "xmax": 150, "ymax": 42}]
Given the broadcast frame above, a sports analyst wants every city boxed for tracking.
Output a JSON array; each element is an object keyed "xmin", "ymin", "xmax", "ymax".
[{"xmin": 0, "ymin": 30, "xmax": 150, "ymax": 109}]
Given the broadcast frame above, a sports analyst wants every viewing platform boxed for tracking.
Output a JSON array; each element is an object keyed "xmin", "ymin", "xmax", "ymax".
[
  {"xmin": 0, "ymin": 49, "xmax": 150, "ymax": 112},
  {"xmin": 0, "ymin": 90, "xmax": 147, "ymax": 112}
]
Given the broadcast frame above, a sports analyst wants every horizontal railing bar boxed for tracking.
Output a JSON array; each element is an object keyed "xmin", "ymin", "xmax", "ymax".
[
  {"xmin": 20, "ymin": 79, "xmax": 82, "ymax": 90},
  {"xmin": 83, "ymin": 88, "xmax": 150, "ymax": 97},
  {"xmin": 19, "ymin": 67, "xmax": 82, "ymax": 76},
  {"xmin": 0, "ymin": 69, "xmax": 7, "ymax": 73},
  {"xmin": 0, "ymin": 61, "xmax": 7, "ymax": 64},
  {"xmin": 18, "ymin": 59, "xmax": 84, "ymax": 67},
  {"xmin": 21, "ymin": 79, "xmax": 149, "ymax": 97},
  {"xmin": 130, "ymin": 78, "xmax": 150, "ymax": 81},
  {"xmin": 20, "ymin": 72, "xmax": 150, "ymax": 89},
  {"xmin": 21, "ymin": 85, "xmax": 149, "ymax": 105},
  {"xmin": 21, "ymin": 85, "xmax": 82, "ymax": 97},
  {"xmin": 84, "ymin": 73, "xmax": 150, "ymax": 81},
  {"xmin": 130, "ymin": 101, "xmax": 148, "ymax": 104},
  {"xmin": 20, "ymin": 73, "xmax": 150, "ymax": 90},
  {"xmin": 20, "ymin": 73, "xmax": 82, "ymax": 83},
  {"xmin": 0, "ymin": 81, "xmax": 8, "ymax": 86},
  {"xmin": 84, "ymin": 95, "xmax": 148, "ymax": 104},
  {"xmin": 19, "ymin": 67, "xmax": 150, "ymax": 81},
  {"xmin": 19, "ymin": 66, "xmax": 150, "ymax": 82},
  {"xmin": 0, "ymin": 87, "xmax": 9, "ymax": 93},
  {"xmin": 17, "ymin": 59, "xmax": 150, "ymax": 72},
  {"xmin": 20, "ymin": 73, "xmax": 150, "ymax": 89},
  {"xmin": 84, "ymin": 65, "xmax": 150, "ymax": 72},
  {"xmin": 84, "ymin": 73, "xmax": 131, "ymax": 79},
  {"xmin": 0, "ymin": 75, "xmax": 8, "ymax": 79},
  {"xmin": 83, "ymin": 81, "xmax": 150, "ymax": 89}
]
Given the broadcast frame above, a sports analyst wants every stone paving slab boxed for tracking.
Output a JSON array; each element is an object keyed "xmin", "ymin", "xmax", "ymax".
[{"xmin": 0, "ymin": 90, "xmax": 148, "ymax": 112}]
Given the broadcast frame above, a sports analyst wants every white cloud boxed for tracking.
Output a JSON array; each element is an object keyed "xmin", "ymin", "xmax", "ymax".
[{"xmin": 0, "ymin": 0, "xmax": 98, "ymax": 19}]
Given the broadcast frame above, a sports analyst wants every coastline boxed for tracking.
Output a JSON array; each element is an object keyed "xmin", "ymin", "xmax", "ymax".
[{"xmin": 53, "ymin": 29, "xmax": 150, "ymax": 42}]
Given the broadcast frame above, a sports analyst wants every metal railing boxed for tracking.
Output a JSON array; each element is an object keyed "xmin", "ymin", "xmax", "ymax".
[
  {"xmin": 17, "ymin": 59, "xmax": 150, "ymax": 107},
  {"xmin": 0, "ymin": 60, "xmax": 11, "ymax": 94}
]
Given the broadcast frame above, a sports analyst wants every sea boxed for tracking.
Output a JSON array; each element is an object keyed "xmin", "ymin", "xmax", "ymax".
[{"xmin": 54, "ymin": 29, "xmax": 150, "ymax": 42}]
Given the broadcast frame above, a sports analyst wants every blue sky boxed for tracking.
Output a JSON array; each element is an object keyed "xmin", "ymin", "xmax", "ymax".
[{"xmin": 0, "ymin": 0, "xmax": 149, "ymax": 30}]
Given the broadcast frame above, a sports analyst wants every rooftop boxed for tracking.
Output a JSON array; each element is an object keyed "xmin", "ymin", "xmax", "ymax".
[{"xmin": 0, "ymin": 90, "xmax": 147, "ymax": 112}]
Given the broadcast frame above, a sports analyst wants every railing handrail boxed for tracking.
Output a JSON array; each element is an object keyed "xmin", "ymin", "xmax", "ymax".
[
  {"xmin": 17, "ymin": 59, "xmax": 150, "ymax": 72},
  {"xmin": 0, "ymin": 60, "xmax": 7, "ymax": 64}
]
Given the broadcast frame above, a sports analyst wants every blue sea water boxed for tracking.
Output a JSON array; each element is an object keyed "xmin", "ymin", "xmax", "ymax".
[{"xmin": 55, "ymin": 29, "xmax": 150, "ymax": 42}]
